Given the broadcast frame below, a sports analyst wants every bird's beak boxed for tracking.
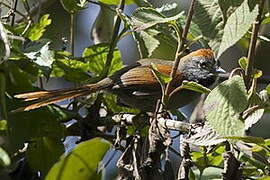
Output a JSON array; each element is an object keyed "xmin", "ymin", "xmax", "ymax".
[{"xmin": 215, "ymin": 67, "xmax": 226, "ymax": 74}]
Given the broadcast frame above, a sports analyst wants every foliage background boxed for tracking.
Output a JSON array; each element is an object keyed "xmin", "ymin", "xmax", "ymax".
[{"xmin": 0, "ymin": 0, "xmax": 270, "ymax": 179}]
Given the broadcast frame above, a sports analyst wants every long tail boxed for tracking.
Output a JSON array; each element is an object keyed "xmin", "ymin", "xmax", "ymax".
[{"xmin": 14, "ymin": 78, "xmax": 113, "ymax": 112}]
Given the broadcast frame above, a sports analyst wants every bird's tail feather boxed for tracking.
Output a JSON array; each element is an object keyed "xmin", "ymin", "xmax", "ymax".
[{"xmin": 14, "ymin": 78, "xmax": 113, "ymax": 112}]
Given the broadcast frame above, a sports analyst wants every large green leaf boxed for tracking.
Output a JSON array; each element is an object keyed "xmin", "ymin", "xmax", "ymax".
[
  {"xmin": 203, "ymin": 76, "xmax": 248, "ymax": 136},
  {"xmin": 217, "ymin": 0, "xmax": 259, "ymax": 58},
  {"xmin": 193, "ymin": 0, "xmax": 224, "ymax": 52},
  {"xmin": 8, "ymin": 104, "xmax": 72, "ymax": 151},
  {"xmin": 46, "ymin": 138, "xmax": 110, "ymax": 180},
  {"xmin": 26, "ymin": 137, "xmax": 64, "ymax": 176},
  {"xmin": 82, "ymin": 43, "xmax": 123, "ymax": 77},
  {"xmin": 193, "ymin": 0, "xmax": 246, "ymax": 54},
  {"xmin": 128, "ymin": 7, "xmax": 184, "ymax": 57}
]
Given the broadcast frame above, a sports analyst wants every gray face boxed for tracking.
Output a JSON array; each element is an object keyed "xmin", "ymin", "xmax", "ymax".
[{"xmin": 180, "ymin": 56, "xmax": 220, "ymax": 87}]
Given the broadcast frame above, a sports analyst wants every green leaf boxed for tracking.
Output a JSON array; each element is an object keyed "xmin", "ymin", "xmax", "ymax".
[
  {"xmin": 238, "ymin": 57, "xmax": 248, "ymax": 70},
  {"xmin": 26, "ymin": 14, "xmax": 52, "ymax": 41},
  {"xmin": 135, "ymin": 30, "xmax": 160, "ymax": 57},
  {"xmin": 193, "ymin": 0, "xmax": 247, "ymax": 53},
  {"xmin": 23, "ymin": 40, "xmax": 55, "ymax": 78},
  {"xmin": 26, "ymin": 137, "xmax": 64, "ymax": 175},
  {"xmin": 52, "ymin": 58, "xmax": 92, "ymax": 83},
  {"xmin": 262, "ymin": 12, "xmax": 270, "ymax": 25},
  {"xmin": 193, "ymin": 0, "xmax": 224, "ymax": 53},
  {"xmin": 223, "ymin": 136, "xmax": 265, "ymax": 144},
  {"xmin": 131, "ymin": 7, "xmax": 184, "ymax": 31},
  {"xmin": 128, "ymin": 8, "xmax": 184, "ymax": 57},
  {"xmin": 266, "ymin": 84, "xmax": 270, "ymax": 95},
  {"xmin": 0, "ymin": 147, "xmax": 10, "ymax": 167},
  {"xmin": 207, "ymin": 146, "xmax": 225, "ymax": 166},
  {"xmin": 203, "ymin": 76, "xmax": 248, "ymax": 136},
  {"xmin": 82, "ymin": 43, "xmax": 123, "ymax": 77},
  {"xmin": 217, "ymin": 0, "xmax": 259, "ymax": 58},
  {"xmin": 0, "ymin": 120, "xmax": 7, "ymax": 131},
  {"xmin": 151, "ymin": 63, "xmax": 172, "ymax": 85},
  {"xmin": 46, "ymin": 138, "xmax": 110, "ymax": 180},
  {"xmin": 103, "ymin": 94, "xmax": 138, "ymax": 114},
  {"xmin": 9, "ymin": 104, "xmax": 70, "ymax": 151},
  {"xmin": 193, "ymin": 167, "xmax": 223, "ymax": 180},
  {"xmin": 97, "ymin": 0, "xmax": 134, "ymax": 5},
  {"xmin": 245, "ymin": 93, "xmax": 264, "ymax": 130},
  {"xmin": 60, "ymin": 0, "xmax": 86, "ymax": 13},
  {"xmin": 182, "ymin": 81, "xmax": 211, "ymax": 94}
]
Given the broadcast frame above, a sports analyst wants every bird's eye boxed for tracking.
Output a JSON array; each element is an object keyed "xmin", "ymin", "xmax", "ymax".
[{"xmin": 199, "ymin": 61, "xmax": 208, "ymax": 68}]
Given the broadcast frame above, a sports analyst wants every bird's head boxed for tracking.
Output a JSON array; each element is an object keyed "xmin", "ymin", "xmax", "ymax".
[{"xmin": 179, "ymin": 49, "xmax": 225, "ymax": 87}]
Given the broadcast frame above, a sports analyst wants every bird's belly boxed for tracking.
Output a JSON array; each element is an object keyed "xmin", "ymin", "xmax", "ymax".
[{"xmin": 111, "ymin": 89, "xmax": 200, "ymax": 112}]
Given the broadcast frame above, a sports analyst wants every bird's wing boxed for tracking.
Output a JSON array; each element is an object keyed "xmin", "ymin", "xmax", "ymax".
[{"xmin": 111, "ymin": 63, "xmax": 183, "ymax": 95}]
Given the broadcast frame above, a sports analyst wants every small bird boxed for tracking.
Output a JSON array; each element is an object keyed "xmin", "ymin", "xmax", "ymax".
[{"xmin": 15, "ymin": 49, "xmax": 225, "ymax": 112}]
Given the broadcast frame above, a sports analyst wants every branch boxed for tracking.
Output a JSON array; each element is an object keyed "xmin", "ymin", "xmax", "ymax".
[
  {"xmin": 164, "ymin": 0, "xmax": 196, "ymax": 97},
  {"xmin": 245, "ymin": 0, "xmax": 266, "ymax": 89},
  {"xmin": 103, "ymin": 0, "xmax": 125, "ymax": 77},
  {"xmin": 107, "ymin": 113, "xmax": 190, "ymax": 133},
  {"xmin": 0, "ymin": 1, "xmax": 27, "ymax": 20}
]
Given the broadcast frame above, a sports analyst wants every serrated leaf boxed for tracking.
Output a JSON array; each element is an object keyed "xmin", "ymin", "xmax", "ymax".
[
  {"xmin": 238, "ymin": 57, "xmax": 248, "ymax": 70},
  {"xmin": 82, "ymin": 43, "xmax": 123, "ymax": 77},
  {"xmin": 46, "ymin": 138, "xmax": 110, "ymax": 180},
  {"xmin": 155, "ymin": 3, "xmax": 179, "ymax": 17},
  {"xmin": 60, "ymin": 0, "xmax": 85, "ymax": 13},
  {"xmin": 223, "ymin": 136, "xmax": 265, "ymax": 144},
  {"xmin": 203, "ymin": 76, "xmax": 248, "ymax": 136},
  {"xmin": 193, "ymin": 0, "xmax": 247, "ymax": 53},
  {"xmin": 97, "ymin": 0, "xmax": 134, "ymax": 5},
  {"xmin": 0, "ymin": 147, "xmax": 10, "ymax": 167},
  {"xmin": 136, "ymin": 30, "xmax": 160, "ymax": 57},
  {"xmin": 26, "ymin": 14, "xmax": 52, "ymax": 41},
  {"xmin": 26, "ymin": 137, "xmax": 64, "ymax": 175},
  {"xmin": 184, "ymin": 122, "xmax": 225, "ymax": 146},
  {"xmin": 245, "ymin": 93, "xmax": 264, "ymax": 130},
  {"xmin": 23, "ymin": 40, "xmax": 55, "ymax": 78},
  {"xmin": 217, "ymin": 0, "xmax": 259, "ymax": 58},
  {"xmin": 131, "ymin": 7, "xmax": 184, "ymax": 31},
  {"xmin": 193, "ymin": 0, "xmax": 224, "ymax": 53},
  {"xmin": 129, "ymin": 8, "xmax": 184, "ymax": 57},
  {"xmin": 182, "ymin": 81, "xmax": 211, "ymax": 94}
]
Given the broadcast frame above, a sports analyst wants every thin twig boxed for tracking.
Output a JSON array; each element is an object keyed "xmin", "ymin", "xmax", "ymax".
[
  {"xmin": 164, "ymin": 0, "xmax": 196, "ymax": 97},
  {"xmin": 0, "ymin": 1, "xmax": 27, "ymax": 19},
  {"xmin": 11, "ymin": 0, "xmax": 19, "ymax": 26},
  {"xmin": 70, "ymin": 13, "xmax": 75, "ymax": 56},
  {"xmin": 103, "ymin": 0, "xmax": 125, "ymax": 77},
  {"xmin": 245, "ymin": 0, "xmax": 266, "ymax": 89}
]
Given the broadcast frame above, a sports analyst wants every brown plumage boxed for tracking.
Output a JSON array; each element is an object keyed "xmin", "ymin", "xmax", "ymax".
[{"xmin": 14, "ymin": 49, "xmax": 223, "ymax": 112}]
